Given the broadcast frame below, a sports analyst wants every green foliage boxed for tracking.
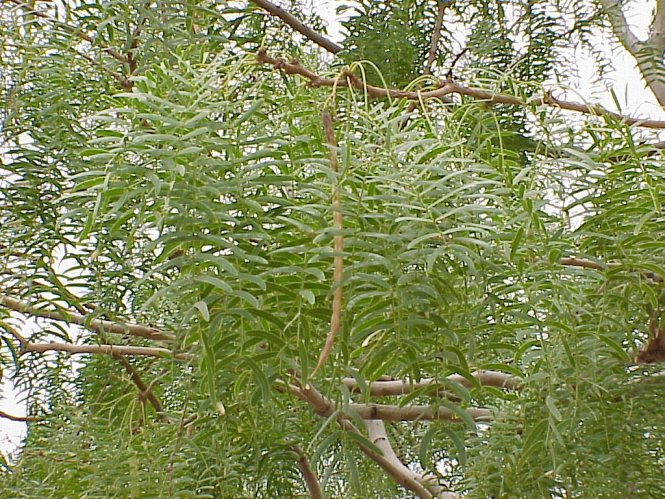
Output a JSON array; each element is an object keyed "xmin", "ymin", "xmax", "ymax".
[
  {"xmin": 1, "ymin": 0, "xmax": 665, "ymax": 497},
  {"xmin": 339, "ymin": 0, "xmax": 436, "ymax": 87}
]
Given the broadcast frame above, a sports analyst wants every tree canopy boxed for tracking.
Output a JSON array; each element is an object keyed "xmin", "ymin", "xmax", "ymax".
[{"xmin": 1, "ymin": 0, "xmax": 664, "ymax": 497}]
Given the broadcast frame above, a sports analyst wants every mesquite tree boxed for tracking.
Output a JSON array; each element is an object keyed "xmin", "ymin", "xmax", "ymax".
[{"xmin": 1, "ymin": 1, "xmax": 664, "ymax": 497}]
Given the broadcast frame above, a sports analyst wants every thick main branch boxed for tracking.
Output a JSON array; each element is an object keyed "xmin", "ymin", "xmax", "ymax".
[{"xmin": 365, "ymin": 420, "xmax": 458, "ymax": 499}]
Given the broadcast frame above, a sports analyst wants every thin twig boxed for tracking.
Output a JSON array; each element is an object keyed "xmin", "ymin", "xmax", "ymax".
[
  {"xmin": 312, "ymin": 110, "xmax": 344, "ymax": 375},
  {"xmin": 113, "ymin": 354, "xmax": 169, "ymax": 422},
  {"xmin": 125, "ymin": 15, "xmax": 147, "ymax": 78},
  {"xmin": 424, "ymin": 0, "xmax": 451, "ymax": 75},
  {"xmin": 0, "ymin": 409, "xmax": 38, "ymax": 423},
  {"xmin": 249, "ymin": 0, "xmax": 342, "ymax": 54},
  {"xmin": 257, "ymin": 50, "xmax": 665, "ymax": 129},
  {"xmin": 1, "ymin": 321, "xmax": 28, "ymax": 347},
  {"xmin": 0, "ymin": 295, "xmax": 175, "ymax": 341},
  {"xmin": 445, "ymin": 48, "xmax": 468, "ymax": 81},
  {"xmin": 401, "ymin": 0, "xmax": 452, "ymax": 129}
]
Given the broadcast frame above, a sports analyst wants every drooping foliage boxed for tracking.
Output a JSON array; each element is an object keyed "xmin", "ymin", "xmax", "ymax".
[{"xmin": 1, "ymin": 0, "xmax": 664, "ymax": 497}]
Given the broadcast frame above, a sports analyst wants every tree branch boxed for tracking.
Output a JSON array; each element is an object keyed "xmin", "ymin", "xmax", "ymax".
[
  {"xmin": 290, "ymin": 447, "xmax": 325, "ymax": 499},
  {"xmin": 351, "ymin": 403, "xmax": 492, "ymax": 422},
  {"xmin": 283, "ymin": 380, "xmax": 492, "ymax": 422},
  {"xmin": 600, "ymin": 0, "xmax": 665, "ymax": 108},
  {"xmin": 125, "ymin": 15, "xmax": 147, "ymax": 78},
  {"xmin": 257, "ymin": 50, "xmax": 665, "ymax": 129},
  {"xmin": 1, "ymin": 320, "xmax": 28, "ymax": 347},
  {"xmin": 340, "ymin": 370, "xmax": 519, "ymax": 397},
  {"xmin": 401, "ymin": 0, "xmax": 454, "ymax": 130},
  {"xmin": 651, "ymin": 0, "xmax": 665, "ymax": 46},
  {"xmin": 21, "ymin": 341, "xmax": 189, "ymax": 360},
  {"xmin": 339, "ymin": 418, "xmax": 435, "ymax": 498},
  {"xmin": 0, "ymin": 409, "xmax": 38, "ymax": 423},
  {"xmin": 113, "ymin": 354, "xmax": 169, "ymax": 422},
  {"xmin": 278, "ymin": 380, "xmax": 469, "ymax": 497},
  {"xmin": 312, "ymin": 110, "xmax": 344, "ymax": 375},
  {"xmin": 0, "ymin": 295, "xmax": 175, "ymax": 341},
  {"xmin": 249, "ymin": 0, "xmax": 342, "ymax": 54},
  {"xmin": 424, "ymin": 0, "xmax": 452, "ymax": 75},
  {"xmin": 365, "ymin": 420, "xmax": 458, "ymax": 499}
]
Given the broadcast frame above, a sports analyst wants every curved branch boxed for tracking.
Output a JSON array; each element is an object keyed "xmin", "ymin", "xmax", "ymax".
[
  {"xmin": 600, "ymin": 0, "xmax": 665, "ymax": 108},
  {"xmin": 0, "ymin": 295, "xmax": 175, "ymax": 341},
  {"xmin": 257, "ymin": 50, "xmax": 665, "ymax": 129},
  {"xmin": 0, "ymin": 409, "xmax": 38, "ymax": 423},
  {"xmin": 249, "ymin": 0, "xmax": 342, "ymax": 54},
  {"xmin": 365, "ymin": 420, "xmax": 458, "ymax": 499}
]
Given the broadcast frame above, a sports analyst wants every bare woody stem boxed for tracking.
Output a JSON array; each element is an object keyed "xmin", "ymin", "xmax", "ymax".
[
  {"xmin": 282, "ymin": 380, "xmax": 492, "ymax": 422},
  {"xmin": 312, "ymin": 110, "xmax": 344, "ymax": 375},
  {"xmin": 340, "ymin": 419, "xmax": 435, "ymax": 498},
  {"xmin": 365, "ymin": 420, "xmax": 458, "ymax": 499},
  {"xmin": 249, "ymin": 0, "xmax": 342, "ymax": 54},
  {"xmin": 257, "ymin": 50, "xmax": 665, "ymax": 129},
  {"xmin": 113, "ymin": 354, "xmax": 169, "ymax": 422},
  {"xmin": 340, "ymin": 370, "xmax": 520, "ymax": 397},
  {"xmin": 0, "ymin": 295, "xmax": 174, "ymax": 341},
  {"xmin": 424, "ymin": 0, "xmax": 452, "ymax": 75},
  {"xmin": 0, "ymin": 410, "xmax": 38, "ymax": 423},
  {"xmin": 21, "ymin": 342, "xmax": 190, "ymax": 361},
  {"xmin": 290, "ymin": 447, "xmax": 325, "ymax": 499},
  {"xmin": 285, "ymin": 381, "xmax": 443, "ymax": 498},
  {"xmin": 401, "ymin": 0, "xmax": 454, "ymax": 128}
]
